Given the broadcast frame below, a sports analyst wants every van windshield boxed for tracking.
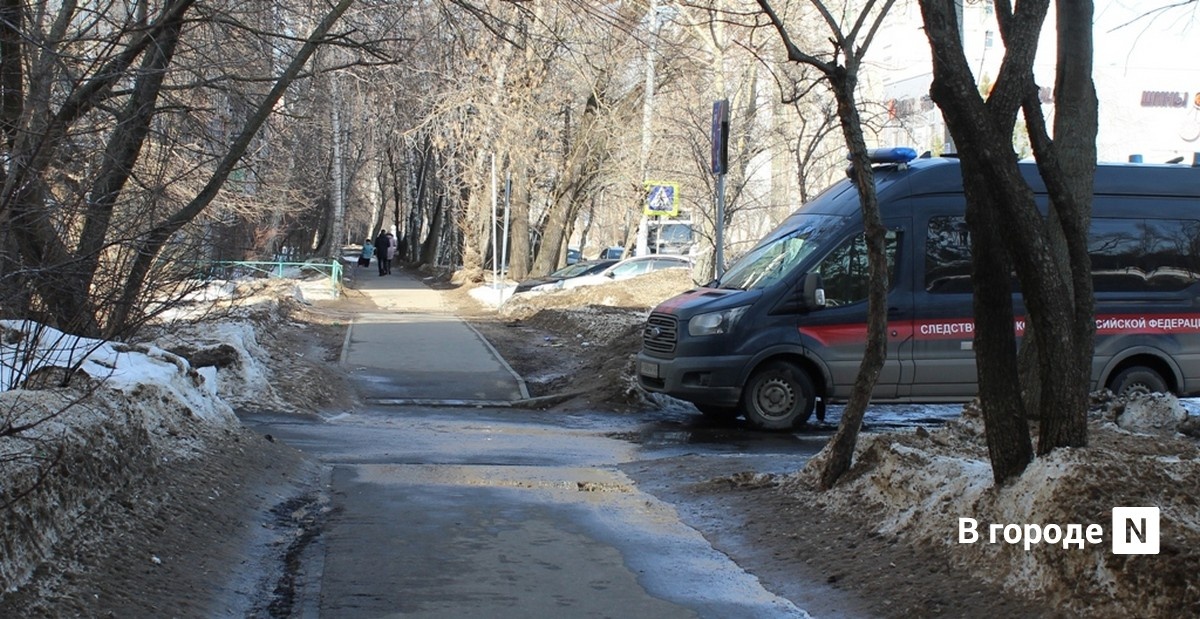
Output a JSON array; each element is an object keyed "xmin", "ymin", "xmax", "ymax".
[{"xmin": 717, "ymin": 214, "xmax": 844, "ymax": 290}]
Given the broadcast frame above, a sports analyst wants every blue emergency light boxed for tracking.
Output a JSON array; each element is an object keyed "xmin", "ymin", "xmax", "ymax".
[
  {"xmin": 863, "ymin": 147, "xmax": 918, "ymax": 164},
  {"xmin": 844, "ymin": 147, "xmax": 919, "ymax": 177}
]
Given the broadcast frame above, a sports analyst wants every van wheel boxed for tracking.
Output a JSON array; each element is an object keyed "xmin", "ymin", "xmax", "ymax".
[
  {"xmin": 1111, "ymin": 366, "xmax": 1168, "ymax": 397},
  {"xmin": 695, "ymin": 403, "xmax": 740, "ymax": 420},
  {"xmin": 740, "ymin": 361, "xmax": 815, "ymax": 430}
]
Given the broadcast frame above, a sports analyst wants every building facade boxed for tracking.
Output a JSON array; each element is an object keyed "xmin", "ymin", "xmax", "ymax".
[{"xmin": 874, "ymin": 0, "xmax": 1200, "ymax": 164}]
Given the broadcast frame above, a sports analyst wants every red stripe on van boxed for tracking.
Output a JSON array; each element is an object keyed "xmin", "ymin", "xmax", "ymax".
[
  {"xmin": 801, "ymin": 313, "xmax": 1200, "ymax": 346},
  {"xmin": 799, "ymin": 324, "xmax": 868, "ymax": 346}
]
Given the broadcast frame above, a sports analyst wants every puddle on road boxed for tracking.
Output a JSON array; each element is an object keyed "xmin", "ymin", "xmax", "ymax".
[
  {"xmin": 619, "ymin": 403, "xmax": 965, "ymax": 450},
  {"xmin": 608, "ymin": 419, "xmax": 811, "ymax": 451}
]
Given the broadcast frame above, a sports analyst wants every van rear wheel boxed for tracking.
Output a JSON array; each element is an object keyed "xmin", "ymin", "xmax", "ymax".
[
  {"xmin": 1111, "ymin": 366, "xmax": 1168, "ymax": 397},
  {"xmin": 740, "ymin": 361, "xmax": 815, "ymax": 431}
]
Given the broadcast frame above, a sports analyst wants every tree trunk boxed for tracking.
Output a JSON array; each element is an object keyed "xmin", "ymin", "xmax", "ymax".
[
  {"xmin": 107, "ymin": 0, "xmax": 355, "ymax": 336},
  {"xmin": 1025, "ymin": 0, "xmax": 1097, "ymax": 452},
  {"xmin": 753, "ymin": 0, "xmax": 898, "ymax": 488},
  {"xmin": 507, "ymin": 165, "xmax": 532, "ymax": 281},
  {"xmin": 819, "ymin": 72, "xmax": 889, "ymax": 490},
  {"xmin": 406, "ymin": 139, "xmax": 433, "ymax": 263},
  {"xmin": 919, "ymin": 0, "xmax": 1043, "ymax": 482},
  {"xmin": 530, "ymin": 91, "xmax": 605, "ymax": 276},
  {"xmin": 328, "ymin": 71, "xmax": 347, "ymax": 258},
  {"xmin": 918, "ymin": 0, "xmax": 1095, "ymax": 480},
  {"xmin": 421, "ymin": 192, "xmax": 446, "ymax": 266},
  {"xmin": 962, "ymin": 161, "xmax": 1035, "ymax": 482}
]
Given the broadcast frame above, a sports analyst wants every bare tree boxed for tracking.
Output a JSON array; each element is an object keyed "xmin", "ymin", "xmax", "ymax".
[
  {"xmin": 916, "ymin": 0, "xmax": 1096, "ymax": 482},
  {"xmin": 756, "ymin": 0, "xmax": 897, "ymax": 488},
  {"xmin": 0, "ymin": 1, "xmax": 356, "ymax": 339}
]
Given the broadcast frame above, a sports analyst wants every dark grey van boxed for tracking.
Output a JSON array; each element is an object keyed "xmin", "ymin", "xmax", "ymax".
[{"xmin": 637, "ymin": 152, "xmax": 1200, "ymax": 430}]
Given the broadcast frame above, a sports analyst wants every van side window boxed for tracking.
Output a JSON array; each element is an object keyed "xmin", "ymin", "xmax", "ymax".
[
  {"xmin": 926, "ymin": 216, "xmax": 972, "ymax": 294},
  {"xmin": 926, "ymin": 215, "xmax": 1200, "ymax": 294},
  {"xmin": 1091, "ymin": 218, "xmax": 1200, "ymax": 292},
  {"xmin": 817, "ymin": 230, "xmax": 900, "ymax": 306}
]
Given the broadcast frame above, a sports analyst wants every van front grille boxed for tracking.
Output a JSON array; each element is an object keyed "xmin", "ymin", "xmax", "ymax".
[{"xmin": 642, "ymin": 313, "xmax": 678, "ymax": 355}]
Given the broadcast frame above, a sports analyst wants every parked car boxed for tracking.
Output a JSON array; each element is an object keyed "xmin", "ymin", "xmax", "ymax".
[
  {"xmin": 513, "ymin": 260, "xmax": 617, "ymax": 293},
  {"xmin": 539, "ymin": 255, "xmax": 690, "ymax": 291},
  {"xmin": 566, "ymin": 248, "xmax": 582, "ymax": 265},
  {"xmin": 598, "ymin": 246, "xmax": 625, "ymax": 260}
]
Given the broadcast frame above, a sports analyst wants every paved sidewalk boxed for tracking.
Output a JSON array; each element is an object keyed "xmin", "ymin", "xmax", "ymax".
[{"xmin": 340, "ymin": 266, "xmax": 528, "ymax": 405}]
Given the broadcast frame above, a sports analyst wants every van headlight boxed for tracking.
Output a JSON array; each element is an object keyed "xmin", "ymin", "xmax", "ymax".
[{"xmin": 688, "ymin": 306, "xmax": 749, "ymax": 336}]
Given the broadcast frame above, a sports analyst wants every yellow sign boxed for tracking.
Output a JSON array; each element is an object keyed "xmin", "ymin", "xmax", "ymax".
[{"xmin": 644, "ymin": 181, "xmax": 680, "ymax": 217}]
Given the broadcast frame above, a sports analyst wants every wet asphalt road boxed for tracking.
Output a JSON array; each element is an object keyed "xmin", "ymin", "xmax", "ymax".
[
  {"xmin": 243, "ymin": 272, "xmax": 963, "ymax": 617},
  {"xmin": 241, "ymin": 405, "xmax": 835, "ymax": 618}
]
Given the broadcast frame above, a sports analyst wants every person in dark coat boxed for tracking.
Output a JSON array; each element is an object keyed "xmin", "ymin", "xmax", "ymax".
[{"xmin": 375, "ymin": 230, "xmax": 392, "ymax": 276}]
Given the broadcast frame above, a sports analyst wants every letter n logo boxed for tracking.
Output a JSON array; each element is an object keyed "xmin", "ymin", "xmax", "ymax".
[{"xmin": 1111, "ymin": 507, "xmax": 1160, "ymax": 555}]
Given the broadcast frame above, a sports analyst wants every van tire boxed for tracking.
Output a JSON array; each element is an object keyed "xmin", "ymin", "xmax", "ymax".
[
  {"xmin": 695, "ymin": 403, "xmax": 740, "ymax": 420},
  {"xmin": 740, "ymin": 361, "xmax": 815, "ymax": 430},
  {"xmin": 1111, "ymin": 366, "xmax": 1169, "ymax": 397}
]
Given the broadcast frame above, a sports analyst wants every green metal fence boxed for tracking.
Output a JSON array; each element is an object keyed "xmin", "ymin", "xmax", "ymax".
[{"xmin": 211, "ymin": 259, "xmax": 344, "ymax": 297}]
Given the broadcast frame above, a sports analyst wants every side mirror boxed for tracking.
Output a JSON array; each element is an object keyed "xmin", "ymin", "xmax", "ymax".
[{"xmin": 804, "ymin": 272, "xmax": 826, "ymax": 308}]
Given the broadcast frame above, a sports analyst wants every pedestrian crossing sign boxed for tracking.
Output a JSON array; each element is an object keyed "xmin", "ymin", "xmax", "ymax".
[{"xmin": 644, "ymin": 181, "xmax": 680, "ymax": 217}]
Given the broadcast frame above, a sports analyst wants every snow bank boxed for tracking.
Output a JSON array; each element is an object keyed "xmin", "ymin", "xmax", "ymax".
[
  {"xmin": 468, "ymin": 284, "xmax": 514, "ymax": 308},
  {"xmin": 783, "ymin": 402, "xmax": 1200, "ymax": 616},
  {"xmin": 1113, "ymin": 393, "xmax": 1188, "ymax": 433},
  {"xmin": 500, "ymin": 268, "xmax": 694, "ymax": 320},
  {"xmin": 0, "ymin": 321, "xmax": 234, "ymax": 424},
  {"xmin": 0, "ymin": 348, "xmax": 241, "ymax": 594},
  {"xmin": 0, "ymin": 273, "xmax": 330, "ymax": 594},
  {"xmin": 152, "ymin": 320, "xmax": 287, "ymax": 413}
]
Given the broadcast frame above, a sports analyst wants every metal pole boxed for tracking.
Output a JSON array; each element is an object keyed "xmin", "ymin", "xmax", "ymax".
[
  {"xmin": 635, "ymin": 0, "xmax": 662, "ymax": 257},
  {"xmin": 715, "ymin": 173, "xmax": 726, "ymax": 277},
  {"xmin": 490, "ymin": 154, "xmax": 498, "ymax": 289},
  {"xmin": 501, "ymin": 173, "xmax": 512, "ymax": 284}
]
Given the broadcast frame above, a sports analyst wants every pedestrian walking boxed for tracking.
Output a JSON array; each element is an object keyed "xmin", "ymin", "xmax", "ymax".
[
  {"xmin": 375, "ymin": 230, "xmax": 392, "ymax": 276},
  {"xmin": 358, "ymin": 238, "xmax": 374, "ymax": 268},
  {"xmin": 385, "ymin": 232, "xmax": 397, "ymax": 274}
]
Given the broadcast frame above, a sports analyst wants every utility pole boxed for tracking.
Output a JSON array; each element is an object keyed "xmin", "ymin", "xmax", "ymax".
[{"xmin": 635, "ymin": 0, "xmax": 664, "ymax": 257}]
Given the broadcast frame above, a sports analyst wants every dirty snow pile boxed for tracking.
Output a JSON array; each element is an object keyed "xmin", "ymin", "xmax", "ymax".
[
  {"xmin": 499, "ymin": 268, "xmax": 696, "ymax": 320},
  {"xmin": 0, "ymin": 320, "xmax": 241, "ymax": 592},
  {"xmin": 782, "ymin": 396, "xmax": 1200, "ymax": 616},
  {"xmin": 150, "ymin": 275, "xmax": 344, "ymax": 413},
  {"xmin": 0, "ymin": 273, "xmax": 330, "ymax": 594}
]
